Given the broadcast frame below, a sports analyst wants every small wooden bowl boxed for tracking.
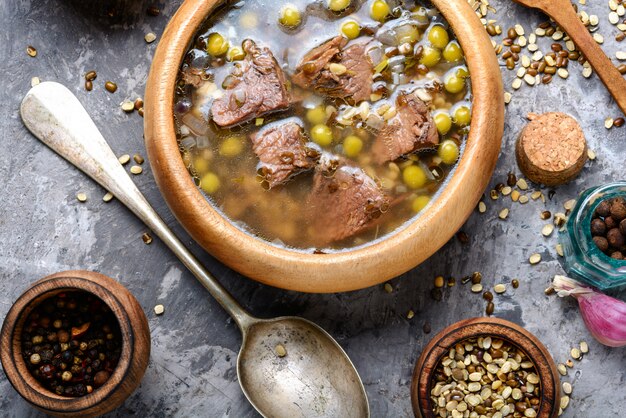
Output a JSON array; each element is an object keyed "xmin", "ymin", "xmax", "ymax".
[
  {"xmin": 411, "ymin": 317, "xmax": 561, "ymax": 418},
  {"xmin": 0, "ymin": 271, "xmax": 151, "ymax": 418},
  {"xmin": 144, "ymin": 0, "xmax": 504, "ymax": 292}
]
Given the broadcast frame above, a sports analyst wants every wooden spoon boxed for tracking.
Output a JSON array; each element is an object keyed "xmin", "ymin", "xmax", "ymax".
[{"xmin": 513, "ymin": 0, "xmax": 626, "ymax": 115}]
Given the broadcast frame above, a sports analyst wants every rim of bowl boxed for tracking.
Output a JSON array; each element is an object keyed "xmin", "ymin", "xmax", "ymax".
[
  {"xmin": 410, "ymin": 317, "xmax": 561, "ymax": 418},
  {"xmin": 0, "ymin": 274, "xmax": 135, "ymax": 414},
  {"xmin": 144, "ymin": 0, "xmax": 504, "ymax": 293}
]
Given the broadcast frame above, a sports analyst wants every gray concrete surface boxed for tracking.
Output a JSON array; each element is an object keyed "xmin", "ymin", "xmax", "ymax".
[{"xmin": 1, "ymin": 0, "xmax": 625, "ymax": 417}]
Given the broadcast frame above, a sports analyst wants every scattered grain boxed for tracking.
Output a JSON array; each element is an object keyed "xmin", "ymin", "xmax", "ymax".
[
  {"xmin": 529, "ymin": 253, "xmax": 541, "ymax": 264},
  {"xmin": 121, "ymin": 100, "xmax": 135, "ymax": 113},
  {"xmin": 130, "ymin": 165, "xmax": 143, "ymax": 175},
  {"xmin": 145, "ymin": 32, "xmax": 157, "ymax": 43},
  {"xmin": 275, "ymin": 344, "xmax": 287, "ymax": 357},
  {"xmin": 76, "ymin": 192, "xmax": 87, "ymax": 202},
  {"xmin": 154, "ymin": 304, "xmax": 164, "ymax": 315},
  {"xmin": 494, "ymin": 284, "xmax": 506, "ymax": 294},
  {"xmin": 542, "ymin": 224, "xmax": 555, "ymax": 236},
  {"xmin": 471, "ymin": 283, "xmax": 484, "ymax": 293},
  {"xmin": 580, "ymin": 341, "xmax": 589, "ymax": 353}
]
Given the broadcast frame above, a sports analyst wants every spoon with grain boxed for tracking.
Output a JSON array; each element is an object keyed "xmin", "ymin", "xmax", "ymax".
[
  {"xmin": 20, "ymin": 81, "xmax": 370, "ymax": 418},
  {"xmin": 512, "ymin": 0, "xmax": 626, "ymax": 115}
]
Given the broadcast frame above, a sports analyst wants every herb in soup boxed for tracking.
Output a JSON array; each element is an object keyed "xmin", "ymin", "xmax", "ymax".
[{"xmin": 174, "ymin": 0, "xmax": 472, "ymax": 250}]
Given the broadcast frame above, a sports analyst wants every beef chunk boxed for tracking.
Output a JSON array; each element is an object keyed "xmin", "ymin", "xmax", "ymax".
[
  {"xmin": 292, "ymin": 36, "xmax": 373, "ymax": 104},
  {"xmin": 307, "ymin": 162, "xmax": 389, "ymax": 244},
  {"xmin": 371, "ymin": 93, "xmax": 439, "ymax": 164},
  {"xmin": 211, "ymin": 39, "xmax": 291, "ymax": 127},
  {"xmin": 251, "ymin": 120, "xmax": 317, "ymax": 189}
]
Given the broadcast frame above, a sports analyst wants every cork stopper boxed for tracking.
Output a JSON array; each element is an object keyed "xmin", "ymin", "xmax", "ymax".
[{"xmin": 515, "ymin": 112, "xmax": 587, "ymax": 186}]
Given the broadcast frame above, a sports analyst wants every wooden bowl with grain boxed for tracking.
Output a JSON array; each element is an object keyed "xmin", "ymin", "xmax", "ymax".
[
  {"xmin": 0, "ymin": 271, "xmax": 150, "ymax": 418},
  {"xmin": 411, "ymin": 317, "xmax": 561, "ymax": 418},
  {"xmin": 144, "ymin": 0, "xmax": 504, "ymax": 293}
]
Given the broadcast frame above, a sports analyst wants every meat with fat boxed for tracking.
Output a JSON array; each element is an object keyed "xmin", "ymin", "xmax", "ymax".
[
  {"xmin": 292, "ymin": 36, "xmax": 373, "ymax": 104},
  {"xmin": 251, "ymin": 120, "xmax": 318, "ymax": 189},
  {"xmin": 211, "ymin": 39, "xmax": 291, "ymax": 127},
  {"xmin": 371, "ymin": 93, "xmax": 439, "ymax": 164},
  {"xmin": 307, "ymin": 161, "xmax": 389, "ymax": 244}
]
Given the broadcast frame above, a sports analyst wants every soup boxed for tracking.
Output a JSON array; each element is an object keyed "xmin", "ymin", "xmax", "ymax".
[{"xmin": 173, "ymin": 0, "xmax": 472, "ymax": 251}]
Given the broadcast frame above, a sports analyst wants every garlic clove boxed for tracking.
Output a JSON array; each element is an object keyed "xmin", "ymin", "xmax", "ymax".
[{"xmin": 552, "ymin": 275, "xmax": 626, "ymax": 348}]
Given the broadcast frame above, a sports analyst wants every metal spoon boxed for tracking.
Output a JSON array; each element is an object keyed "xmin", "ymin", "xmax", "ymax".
[{"xmin": 20, "ymin": 81, "xmax": 370, "ymax": 418}]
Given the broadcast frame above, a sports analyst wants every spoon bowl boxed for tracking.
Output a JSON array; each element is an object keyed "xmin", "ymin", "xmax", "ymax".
[
  {"xmin": 238, "ymin": 317, "xmax": 368, "ymax": 418},
  {"xmin": 19, "ymin": 81, "xmax": 369, "ymax": 418}
]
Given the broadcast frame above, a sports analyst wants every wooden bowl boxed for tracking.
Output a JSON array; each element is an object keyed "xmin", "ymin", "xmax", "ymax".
[
  {"xmin": 411, "ymin": 317, "xmax": 561, "ymax": 418},
  {"xmin": 0, "ymin": 271, "xmax": 151, "ymax": 418},
  {"xmin": 144, "ymin": 0, "xmax": 504, "ymax": 292}
]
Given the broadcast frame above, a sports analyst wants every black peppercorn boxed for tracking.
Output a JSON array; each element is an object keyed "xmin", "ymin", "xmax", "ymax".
[
  {"xmin": 620, "ymin": 219, "xmax": 626, "ymax": 236},
  {"xmin": 61, "ymin": 350, "xmax": 73, "ymax": 363},
  {"xmin": 610, "ymin": 198, "xmax": 626, "ymax": 221},
  {"xmin": 590, "ymin": 219, "xmax": 606, "ymax": 236},
  {"xmin": 39, "ymin": 364, "xmax": 56, "ymax": 379},
  {"xmin": 607, "ymin": 228, "xmax": 625, "ymax": 249},
  {"xmin": 605, "ymin": 216, "xmax": 617, "ymax": 230},
  {"xmin": 20, "ymin": 291, "xmax": 122, "ymax": 397},
  {"xmin": 593, "ymin": 236, "xmax": 609, "ymax": 252},
  {"xmin": 611, "ymin": 251, "xmax": 624, "ymax": 260},
  {"xmin": 596, "ymin": 200, "xmax": 611, "ymax": 217}
]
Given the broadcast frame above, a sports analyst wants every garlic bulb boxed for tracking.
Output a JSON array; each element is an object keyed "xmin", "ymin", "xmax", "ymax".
[{"xmin": 552, "ymin": 275, "xmax": 626, "ymax": 347}]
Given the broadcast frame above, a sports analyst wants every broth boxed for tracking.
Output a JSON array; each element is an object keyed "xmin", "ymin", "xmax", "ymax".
[{"xmin": 173, "ymin": 0, "xmax": 472, "ymax": 251}]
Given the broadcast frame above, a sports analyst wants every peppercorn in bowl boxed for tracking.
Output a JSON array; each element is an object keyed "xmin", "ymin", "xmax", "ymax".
[
  {"xmin": 0, "ymin": 271, "xmax": 150, "ymax": 418},
  {"xmin": 411, "ymin": 318, "xmax": 561, "ymax": 418},
  {"xmin": 144, "ymin": 0, "xmax": 504, "ymax": 292}
]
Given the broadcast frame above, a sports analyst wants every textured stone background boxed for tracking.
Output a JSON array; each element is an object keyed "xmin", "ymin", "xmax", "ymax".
[{"xmin": 1, "ymin": 0, "xmax": 625, "ymax": 417}]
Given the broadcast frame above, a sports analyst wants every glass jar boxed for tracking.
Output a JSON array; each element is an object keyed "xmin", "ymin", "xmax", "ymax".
[{"xmin": 559, "ymin": 182, "xmax": 626, "ymax": 290}]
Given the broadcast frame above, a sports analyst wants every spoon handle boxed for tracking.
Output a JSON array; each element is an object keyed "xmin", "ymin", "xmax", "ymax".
[
  {"xmin": 20, "ymin": 81, "xmax": 254, "ymax": 331},
  {"xmin": 542, "ymin": 0, "xmax": 626, "ymax": 115}
]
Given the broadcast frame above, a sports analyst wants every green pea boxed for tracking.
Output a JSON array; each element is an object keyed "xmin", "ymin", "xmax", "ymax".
[
  {"xmin": 453, "ymin": 105, "xmax": 471, "ymax": 126},
  {"xmin": 412, "ymin": 195, "xmax": 431, "ymax": 212},
  {"xmin": 438, "ymin": 139, "xmax": 460, "ymax": 165},
  {"xmin": 443, "ymin": 41, "xmax": 463, "ymax": 62},
  {"xmin": 428, "ymin": 25, "xmax": 449, "ymax": 49},
  {"xmin": 419, "ymin": 46, "xmax": 441, "ymax": 68},
  {"xmin": 371, "ymin": 0, "xmax": 390, "ymax": 22},
  {"xmin": 329, "ymin": 0, "xmax": 350, "ymax": 12},
  {"xmin": 279, "ymin": 5, "xmax": 301, "ymax": 27},
  {"xmin": 343, "ymin": 135, "xmax": 363, "ymax": 157},
  {"xmin": 306, "ymin": 107, "xmax": 327, "ymax": 125},
  {"xmin": 444, "ymin": 73, "xmax": 465, "ymax": 94},
  {"xmin": 456, "ymin": 66, "xmax": 469, "ymax": 78},
  {"xmin": 200, "ymin": 172, "xmax": 220, "ymax": 194},
  {"xmin": 219, "ymin": 136, "xmax": 244, "ymax": 157},
  {"xmin": 434, "ymin": 111, "xmax": 452, "ymax": 135},
  {"xmin": 402, "ymin": 165, "xmax": 427, "ymax": 189},
  {"xmin": 193, "ymin": 157, "xmax": 210, "ymax": 175},
  {"xmin": 226, "ymin": 46, "xmax": 245, "ymax": 61},
  {"xmin": 341, "ymin": 20, "xmax": 360, "ymax": 39},
  {"xmin": 207, "ymin": 33, "xmax": 229, "ymax": 56},
  {"xmin": 311, "ymin": 124, "xmax": 333, "ymax": 146}
]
